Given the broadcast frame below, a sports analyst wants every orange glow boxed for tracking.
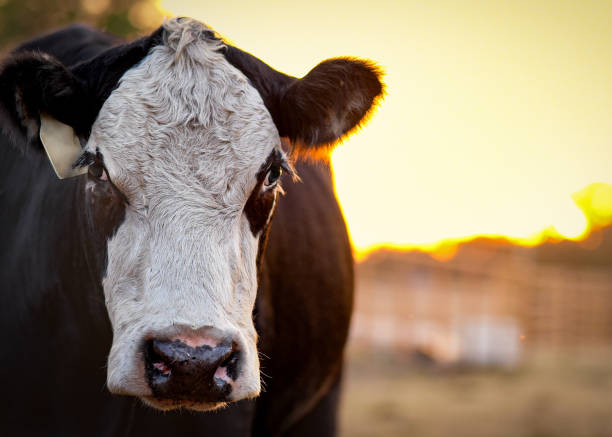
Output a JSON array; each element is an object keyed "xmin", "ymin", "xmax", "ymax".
[
  {"xmin": 158, "ymin": 1, "xmax": 612, "ymax": 259},
  {"xmin": 348, "ymin": 183, "xmax": 612, "ymax": 261}
]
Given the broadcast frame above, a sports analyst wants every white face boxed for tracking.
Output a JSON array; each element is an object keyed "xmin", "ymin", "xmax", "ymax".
[{"xmin": 84, "ymin": 21, "xmax": 283, "ymax": 410}]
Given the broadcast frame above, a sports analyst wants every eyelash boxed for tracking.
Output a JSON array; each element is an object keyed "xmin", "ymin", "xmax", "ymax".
[
  {"xmin": 263, "ymin": 165, "xmax": 282, "ymax": 188},
  {"xmin": 88, "ymin": 159, "xmax": 109, "ymax": 181},
  {"xmin": 74, "ymin": 149, "xmax": 110, "ymax": 183}
]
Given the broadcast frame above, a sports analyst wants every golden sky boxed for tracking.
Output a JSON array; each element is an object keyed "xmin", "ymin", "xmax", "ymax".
[{"xmin": 159, "ymin": 0, "xmax": 612, "ymax": 255}]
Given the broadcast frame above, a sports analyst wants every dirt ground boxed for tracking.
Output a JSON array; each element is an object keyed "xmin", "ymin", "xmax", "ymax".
[{"xmin": 339, "ymin": 346, "xmax": 612, "ymax": 437}]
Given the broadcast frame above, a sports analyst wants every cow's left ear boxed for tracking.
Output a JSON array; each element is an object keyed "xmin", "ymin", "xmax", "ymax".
[
  {"xmin": 277, "ymin": 58, "xmax": 384, "ymax": 152},
  {"xmin": 222, "ymin": 45, "xmax": 384, "ymax": 156}
]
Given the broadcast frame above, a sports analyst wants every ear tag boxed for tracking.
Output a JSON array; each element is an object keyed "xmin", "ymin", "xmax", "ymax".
[{"xmin": 39, "ymin": 113, "xmax": 88, "ymax": 179}]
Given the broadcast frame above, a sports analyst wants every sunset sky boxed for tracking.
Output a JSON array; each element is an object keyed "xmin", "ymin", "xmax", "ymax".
[{"xmin": 159, "ymin": 0, "xmax": 612, "ymax": 256}]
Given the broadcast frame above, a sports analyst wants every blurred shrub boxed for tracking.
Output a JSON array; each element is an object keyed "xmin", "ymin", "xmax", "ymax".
[{"xmin": 0, "ymin": 0, "xmax": 163, "ymax": 51}]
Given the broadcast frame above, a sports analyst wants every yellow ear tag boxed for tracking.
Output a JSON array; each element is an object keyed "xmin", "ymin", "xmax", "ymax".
[{"xmin": 39, "ymin": 113, "xmax": 88, "ymax": 179}]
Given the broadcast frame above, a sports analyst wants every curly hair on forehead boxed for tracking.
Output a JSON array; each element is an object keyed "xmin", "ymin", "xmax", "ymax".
[{"xmin": 162, "ymin": 17, "xmax": 224, "ymax": 62}]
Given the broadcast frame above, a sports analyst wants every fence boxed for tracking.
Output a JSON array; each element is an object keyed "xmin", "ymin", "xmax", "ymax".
[{"xmin": 350, "ymin": 243, "xmax": 612, "ymax": 365}]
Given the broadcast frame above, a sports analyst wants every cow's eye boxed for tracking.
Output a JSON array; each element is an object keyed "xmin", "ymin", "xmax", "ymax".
[
  {"xmin": 264, "ymin": 166, "xmax": 282, "ymax": 188},
  {"xmin": 89, "ymin": 161, "xmax": 109, "ymax": 182}
]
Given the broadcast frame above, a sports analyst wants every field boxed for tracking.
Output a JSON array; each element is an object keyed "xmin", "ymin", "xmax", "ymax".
[{"xmin": 340, "ymin": 347, "xmax": 612, "ymax": 437}]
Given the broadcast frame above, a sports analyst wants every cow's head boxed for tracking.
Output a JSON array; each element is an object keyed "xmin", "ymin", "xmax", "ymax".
[{"xmin": 0, "ymin": 18, "xmax": 383, "ymax": 410}]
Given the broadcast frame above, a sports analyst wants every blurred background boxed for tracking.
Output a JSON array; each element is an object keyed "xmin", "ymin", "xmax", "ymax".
[{"xmin": 2, "ymin": 1, "xmax": 611, "ymax": 436}]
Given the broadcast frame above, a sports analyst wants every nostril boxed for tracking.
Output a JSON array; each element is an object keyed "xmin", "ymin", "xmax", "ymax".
[
  {"xmin": 217, "ymin": 346, "xmax": 241, "ymax": 381},
  {"xmin": 145, "ymin": 340, "xmax": 173, "ymax": 382},
  {"xmin": 220, "ymin": 349, "xmax": 236, "ymax": 368},
  {"xmin": 152, "ymin": 361, "xmax": 171, "ymax": 376}
]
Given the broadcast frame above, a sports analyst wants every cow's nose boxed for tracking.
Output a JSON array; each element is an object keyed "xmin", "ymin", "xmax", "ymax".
[{"xmin": 144, "ymin": 337, "xmax": 241, "ymax": 402}]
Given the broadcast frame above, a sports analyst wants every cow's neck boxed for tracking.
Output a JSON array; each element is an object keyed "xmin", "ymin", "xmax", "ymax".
[{"xmin": 0, "ymin": 142, "xmax": 109, "ymax": 330}]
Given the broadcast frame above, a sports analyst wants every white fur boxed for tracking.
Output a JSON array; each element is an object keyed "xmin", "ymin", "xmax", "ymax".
[{"xmin": 85, "ymin": 18, "xmax": 280, "ymax": 407}]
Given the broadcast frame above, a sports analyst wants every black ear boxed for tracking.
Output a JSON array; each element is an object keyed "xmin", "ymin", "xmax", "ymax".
[
  {"xmin": 222, "ymin": 45, "xmax": 384, "ymax": 157},
  {"xmin": 0, "ymin": 25, "xmax": 165, "ymax": 154},
  {"xmin": 0, "ymin": 52, "xmax": 91, "ymax": 151},
  {"xmin": 278, "ymin": 58, "xmax": 384, "ymax": 151}
]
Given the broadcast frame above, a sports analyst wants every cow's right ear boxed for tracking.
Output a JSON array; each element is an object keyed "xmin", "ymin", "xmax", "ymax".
[{"xmin": 0, "ymin": 52, "xmax": 92, "ymax": 152}]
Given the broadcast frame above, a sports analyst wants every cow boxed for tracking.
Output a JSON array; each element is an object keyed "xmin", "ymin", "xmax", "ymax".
[{"xmin": 0, "ymin": 17, "xmax": 383, "ymax": 436}]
